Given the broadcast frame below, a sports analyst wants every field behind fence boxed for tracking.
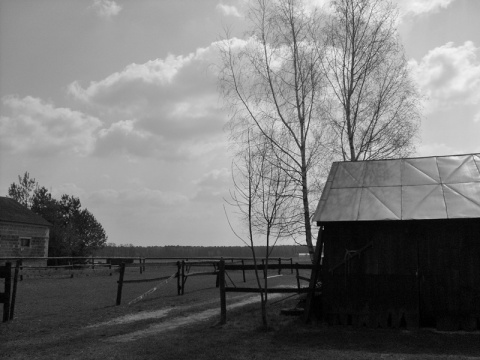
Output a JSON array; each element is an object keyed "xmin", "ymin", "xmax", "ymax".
[{"xmin": 1, "ymin": 256, "xmax": 313, "ymax": 324}]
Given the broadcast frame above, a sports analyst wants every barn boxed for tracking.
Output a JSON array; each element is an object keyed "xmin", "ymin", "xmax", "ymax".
[
  {"xmin": 0, "ymin": 197, "xmax": 51, "ymax": 266},
  {"xmin": 310, "ymin": 153, "xmax": 480, "ymax": 331}
]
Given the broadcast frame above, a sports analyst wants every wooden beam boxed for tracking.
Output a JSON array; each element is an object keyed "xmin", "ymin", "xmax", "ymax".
[{"xmin": 304, "ymin": 226, "xmax": 323, "ymax": 323}]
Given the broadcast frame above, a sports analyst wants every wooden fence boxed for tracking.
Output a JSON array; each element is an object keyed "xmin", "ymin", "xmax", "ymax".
[
  {"xmin": 0, "ymin": 261, "xmax": 20, "ymax": 322},
  {"xmin": 218, "ymin": 259, "xmax": 320, "ymax": 324},
  {"xmin": 115, "ymin": 257, "xmax": 296, "ymax": 305}
]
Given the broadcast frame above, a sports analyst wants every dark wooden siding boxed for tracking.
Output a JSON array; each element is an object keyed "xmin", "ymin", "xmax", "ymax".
[{"xmin": 320, "ymin": 219, "xmax": 480, "ymax": 330}]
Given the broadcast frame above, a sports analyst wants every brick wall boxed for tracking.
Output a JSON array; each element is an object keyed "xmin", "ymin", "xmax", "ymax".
[{"xmin": 0, "ymin": 221, "xmax": 49, "ymax": 266}]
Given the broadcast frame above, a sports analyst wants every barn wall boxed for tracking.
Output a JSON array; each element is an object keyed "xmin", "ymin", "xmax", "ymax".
[
  {"xmin": 320, "ymin": 219, "xmax": 480, "ymax": 330},
  {"xmin": 0, "ymin": 221, "xmax": 49, "ymax": 266}
]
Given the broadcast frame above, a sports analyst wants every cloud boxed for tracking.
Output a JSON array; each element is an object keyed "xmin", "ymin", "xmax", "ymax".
[
  {"xmin": 93, "ymin": 118, "xmax": 223, "ymax": 161},
  {"xmin": 69, "ymin": 44, "xmax": 228, "ymax": 160},
  {"xmin": 193, "ymin": 168, "xmax": 231, "ymax": 202},
  {"xmin": 410, "ymin": 41, "xmax": 480, "ymax": 113},
  {"xmin": 0, "ymin": 95, "xmax": 101, "ymax": 156},
  {"xmin": 90, "ymin": 187, "xmax": 188, "ymax": 208},
  {"xmin": 90, "ymin": 0, "xmax": 122, "ymax": 18},
  {"xmin": 397, "ymin": 0, "xmax": 456, "ymax": 17},
  {"xmin": 216, "ymin": 3, "xmax": 242, "ymax": 17},
  {"xmin": 474, "ymin": 111, "xmax": 480, "ymax": 123},
  {"xmin": 50, "ymin": 183, "xmax": 90, "ymax": 202}
]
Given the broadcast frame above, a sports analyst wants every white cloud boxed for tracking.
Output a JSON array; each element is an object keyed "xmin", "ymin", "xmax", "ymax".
[
  {"xmin": 410, "ymin": 41, "xmax": 480, "ymax": 113},
  {"xmin": 216, "ymin": 3, "xmax": 242, "ymax": 17},
  {"xmin": 397, "ymin": 0, "xmax": 456, "ymax": 17},
  {"xmin": 0, "ymin": 95, "xmax": 101, "ymax": 156},
  {"xmin": 90, "ymin": 0, "xmax": 122, "ymax": 19},
  {"xmin": 68, "ymin": 44, "xmax": 228, "ymax": 160}
]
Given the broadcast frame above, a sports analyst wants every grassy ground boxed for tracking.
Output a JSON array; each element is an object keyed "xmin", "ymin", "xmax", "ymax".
[{"xmin": 1, "ymin": 264, "xmax": 479, "ymax": 360}]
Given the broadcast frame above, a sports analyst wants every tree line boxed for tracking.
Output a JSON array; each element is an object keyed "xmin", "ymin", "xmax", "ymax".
[{"xmin": 94, "ymin": 244, "xmax": 307, "ymax": 259}]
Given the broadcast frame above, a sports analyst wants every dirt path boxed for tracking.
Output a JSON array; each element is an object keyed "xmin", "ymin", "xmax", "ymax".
[{"xmin": 100, "ymin": 293, "xmax": 284, "ymax": 343}]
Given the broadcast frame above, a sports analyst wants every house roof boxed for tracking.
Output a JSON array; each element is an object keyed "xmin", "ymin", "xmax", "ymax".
[
  {"xmin": 0, "ymin": 196, "xmax": 51, "ymax": 226},
  {"xmin": 313, "ymin": 153, "xmax": 480, "ymax": 223}
]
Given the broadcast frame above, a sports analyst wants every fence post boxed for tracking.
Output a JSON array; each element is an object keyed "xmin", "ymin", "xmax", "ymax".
[
  {"xmin": 219, "ymin": 258, "xmax": 226, "ymax": 325},
  {"xmin": 295, "ymin": 263, "xmax": 300, "ymax": 290},
  {"xmin": 143, "ymin": 258, "xmax": 146, "ymax": 273},
  {"xmin": 9, "ymin": 260, "xmax": 20, "ymax": 320},
  {"xmin": 19, "ymin": 259, "xmax": 23, "ymax": 281},
  {"xmin": 215, "ymin": 262, "xmax": 220, "ymax": 288},
  {"xmin": 116, "ymin": 263, "xmax": 126, "ymax": 306},
  {"xmin": 139, "ymin": 257, "xmax": 142, "ymax": 274},
  {"xmin": 181, "ymin": 260, "xmax": 185, "ymax": 295},
  {"xmin": 278, "ymin": 258, "xmax": 281, "ymax": 275},
  {"xmin": 2, "ymin": 262, "xmax": 12, "ymax": 322},
  {"xmin": 176, "ymin": 261, "xmax": 181, "ymax": 295},
  {"xmin": 241, "ymin": 259, "xmax": 246, "ymax": 282},
  {"xmin": 290, "ymin": 258, "xmax": 293, "ymax": 274}
]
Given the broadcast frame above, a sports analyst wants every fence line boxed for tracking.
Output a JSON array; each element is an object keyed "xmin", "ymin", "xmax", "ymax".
[{"xmin": 218, "ymin": 259, "xmax": 319, "ymax": 324}]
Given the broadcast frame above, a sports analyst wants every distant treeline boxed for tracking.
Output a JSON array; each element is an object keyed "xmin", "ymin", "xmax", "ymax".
[{"xmin": 94, "ymin": 244, "xmax": 309, "ymax": 259}]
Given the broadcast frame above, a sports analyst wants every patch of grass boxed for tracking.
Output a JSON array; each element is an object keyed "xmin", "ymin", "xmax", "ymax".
[{"xmin": 2, "ymin": 268, "xmax": 479, "ymax": 360}]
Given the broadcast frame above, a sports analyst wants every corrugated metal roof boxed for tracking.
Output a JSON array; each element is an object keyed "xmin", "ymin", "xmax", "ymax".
[
  {"xmin": 313, "ymin": 153, "xmax": 480, "ymax": 223},
  {"xmin": 0, "ymin": 197, "xmax": 51, "ymax": 226}
]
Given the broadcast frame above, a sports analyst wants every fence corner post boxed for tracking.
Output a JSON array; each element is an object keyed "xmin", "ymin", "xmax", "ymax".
[{"xmin": 219, "ymin": 258, "xmax": 226, "ymax": 325}]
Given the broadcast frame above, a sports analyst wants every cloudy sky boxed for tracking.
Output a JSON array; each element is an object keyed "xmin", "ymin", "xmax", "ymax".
[{"xmin": 1, "ymin": 0, "xmax": 479, "ymax": 247}]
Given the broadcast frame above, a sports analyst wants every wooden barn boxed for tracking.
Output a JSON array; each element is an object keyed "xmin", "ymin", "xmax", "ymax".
[
  {"xmin": 0, "ymin": 197, "xmax": 51, "ymax": 266},
  {"xmin": 310, "ymin": 153, "xmax": 480, "ymax": 331}
]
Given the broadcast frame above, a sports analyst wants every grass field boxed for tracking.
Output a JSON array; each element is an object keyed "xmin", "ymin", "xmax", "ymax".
[{"xmin": 1, "ymin": 262, "xmax": 479, "ymax": 360}]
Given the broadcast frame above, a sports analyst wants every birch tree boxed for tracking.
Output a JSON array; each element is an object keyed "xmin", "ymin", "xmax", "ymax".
[
  {"xmin": 219, "ymin": 0, "xmax": 330, "ymax": 256},
  {"xmin": 323, "ymin": 0, "xmax": 421, "ymax": 161},
  {"xmin": 226, "ymin": 129, "xmax": 294, "ymax": 328}
]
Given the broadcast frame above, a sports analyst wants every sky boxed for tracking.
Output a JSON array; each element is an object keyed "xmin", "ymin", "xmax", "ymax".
[{"xmin": 1, "ymin": 0, "xmax": 479, "ymax": 248}]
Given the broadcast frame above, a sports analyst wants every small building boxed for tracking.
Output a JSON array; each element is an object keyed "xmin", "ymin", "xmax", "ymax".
[
  {"xmin": 311, "ymin": 153, "xmax": 480, "ymax": 331},
  {"xmin": 0, "ymin": 197, "xmax": 51, "ymax": 266}
]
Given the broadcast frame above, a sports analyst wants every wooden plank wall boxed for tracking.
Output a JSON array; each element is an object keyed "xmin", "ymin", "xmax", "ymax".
[{"xmin": 321, "ymin": 219, "xmax": 480, "ymax": 331}]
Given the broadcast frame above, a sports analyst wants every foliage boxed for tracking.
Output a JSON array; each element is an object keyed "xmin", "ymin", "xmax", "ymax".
[
  {"xmin": 7, "ymin": 172, "xmax": 107, "ymax": 257},
  {"xmin": 7, "ymin": 172, "xmax": 38, "ymax": 208}
]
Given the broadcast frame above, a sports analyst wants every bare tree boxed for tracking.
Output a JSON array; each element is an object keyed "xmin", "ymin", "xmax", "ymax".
[
  {"xmin": 219, "ymin": 0, "xmax": 331, "ymax": 256},
  {"xmin": 225, "ymin": 128, "xmax": 294, "ymax": 328},
  {"xmin": 323, "ymin": 0, "xmax": 421, "ymax": 161}
]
